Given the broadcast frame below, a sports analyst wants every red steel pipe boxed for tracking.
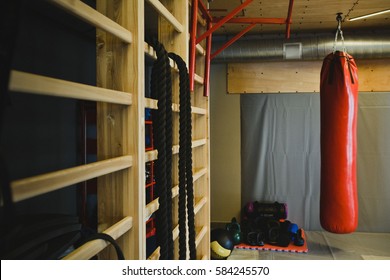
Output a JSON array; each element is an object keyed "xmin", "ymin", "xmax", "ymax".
[
  {"xmin": 211, "ymin": 23, "xmax": 256, "ymax": 60},
  {"xmin": 285, "ymin": 0, "xmax": 294, "ymax": 38},
  {"xmin": 212, "ymin": 17, "xmax": 286, "ymax": 25},
  {"xmin": 198, "ymin": 0, "xmax": 212, "ymax": 22},
  {"xmin": 196, "ymin": 0, "xmax": 253, "ymax": 44},
  {"xmin": 189, "ymin": 0, "xmax": 199, "ymax": 91},
  {"xmin": 204, "ymin": 21, "xmax": 212, "ymax": 97}
]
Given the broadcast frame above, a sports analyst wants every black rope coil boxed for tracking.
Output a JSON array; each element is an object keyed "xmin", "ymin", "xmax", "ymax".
[
  {"xmin": 168, "ymin": 53, "xmax": 196, "ymax": 260},
  {"xmin": 148, "ymin": 38, "xmax": 196, "ymax": 260},
  {"xmin": 149, "ymin": 38, "xmax": 174, "ymax": 260}
]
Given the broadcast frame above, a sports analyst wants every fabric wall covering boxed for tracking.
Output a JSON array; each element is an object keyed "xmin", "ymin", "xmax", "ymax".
[{"xmin": 241, "ymin": 93, "xmax": 390, "ymax": 232}]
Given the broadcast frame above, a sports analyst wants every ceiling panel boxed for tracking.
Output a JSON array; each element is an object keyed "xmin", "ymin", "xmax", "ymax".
[{"xmin": 208, "ymin": 0, "xmax": 390, "ymax": 36}]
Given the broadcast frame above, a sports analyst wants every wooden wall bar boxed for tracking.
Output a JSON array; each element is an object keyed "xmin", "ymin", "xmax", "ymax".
[
  {"xmin": 227, "ymin": 59, "xmax": 390, "ymax": 94},
  {"xmin": 7, "ymin": 0, "xmax": 209, "ymax": 260},
  {"xmin": 96, "ymin": 0, "xmax": 144, "ymax": 259}
]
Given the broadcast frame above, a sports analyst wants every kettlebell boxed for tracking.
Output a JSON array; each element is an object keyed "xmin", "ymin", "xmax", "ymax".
[{"xmin": 225, "ymin": 217, "xmax": 241, "ymax": 245}]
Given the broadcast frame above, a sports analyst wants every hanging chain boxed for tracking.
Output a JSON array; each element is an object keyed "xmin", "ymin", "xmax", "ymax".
[{"xmin": 333, "ymin": 13, "xmax": 346, "ymax": 53}]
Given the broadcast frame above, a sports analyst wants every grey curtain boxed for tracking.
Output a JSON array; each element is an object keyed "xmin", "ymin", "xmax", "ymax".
[{"xmin": 241, "ymin": 92, "xmax": 390, "ymax": 232}]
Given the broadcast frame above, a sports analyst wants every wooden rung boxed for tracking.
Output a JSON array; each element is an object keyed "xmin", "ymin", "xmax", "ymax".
[
  {"xmin": 144, "ymin": 42, "xmax": 156, "ymax": 58},
  {"xmin": 172, "ymin": 103, "xmax": 180, "ymax": 112},
  {"xmin": 144, "ymin": 42, "xmax": 179, "ymax": 71},
  {"xmin": 191, "ymin": 106, "xmax": 207, "ymax": 115},
  {"xmin": 201, "ymin": 255, "xmax": 208, "ymax": 260},
  {"xmin": 172, "ymin": 224, "xmax": 180, "ymax": 241},
  {"xmin": 145, "ymin": 185, "xmax": 177, "ymax": 218},
  {"xmin": 62, "ymin": 216, "xmax": 133, "ymax": 260},
  {"xmin": 145, "ymin": 169, "xmax": 206, "ymax": 218},
  {"xmin": 197, "ymin": 13, "xmax": 207, "ymax": 27},
  {"xmin": 145, "ymin": 98, "xmax": 206, "ymax": 116},
  {"xmin": 145, "ymin": 150, "xmax": 158, "ymax": 162},
  {"xmin": 194, "ymin": 197, "xmax": 207, "ymax": 215},
  {"xmin": 145, "ymin": 98, "xmax": 158, "ymax": 110},
  {"xmin": 146, "ymin": 0, "xmax": 184, "ymax": 33},
  {"xmin": 187, "ymin": 0, "xmax": 207, "ymax": 26},
  {"xmin": 196, "ymin": 44, "xmax": 206, "ymax": 56},
  {"xmin": 195, "ymin": 226, "xmax": 208, "ymax": 248},
  {"xmin": 192, "ymin": 138, "xmax": 207, "ymax": 149},
  {"xmin": 145, "ymin": 140, "xmax": 206, "ymax": 163},
  {"xmin": 9, "ymin": 70, "xmax": 132, "ymax": 105},
  {"xmin": 11, "ymin": 155, "xmax": 133, "ymax": 202},
  {"xmin": 194, "ymin": 74, "xmax": 204, "ymax": 85},
  {"xmin": 193, "ymin": 168, "xmax": 207, "ymax": 182},
  {"xmin": 145, "ymin": 198, "xmax": 159, "ymax": 219},
  {"xmin": 171, "ymin": 185, "xmax": 179, "ymax": 199},
  {"xmin": 172, "ymin": 139, "xmax": 206, "ymax": 154},
  {"xmin": 49, "ymin": 0, "xmax": 132, "ymax": 43},
  {"xmin": 147, "ymin": 246, "xmax": 160, "ymax": 260},
  {"xmin": 171, "ymin": 145, "xmax": 179, "ymax": 155}
]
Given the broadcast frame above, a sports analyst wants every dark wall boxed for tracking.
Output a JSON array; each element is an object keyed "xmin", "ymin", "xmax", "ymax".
[{"xmin": 1, "ymin": 0, "xmax": 96, "ymax": 215}]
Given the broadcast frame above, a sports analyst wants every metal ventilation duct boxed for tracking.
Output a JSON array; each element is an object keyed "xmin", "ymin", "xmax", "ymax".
[{"xmin": 211, "ymin": 31, "xmax": 390, "ymax": 63}]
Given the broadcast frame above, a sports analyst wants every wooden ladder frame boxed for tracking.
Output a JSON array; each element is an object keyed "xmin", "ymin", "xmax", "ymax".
[{"xmin": 8, "ymin": 0, "xmax": 210, "ymax": 260}]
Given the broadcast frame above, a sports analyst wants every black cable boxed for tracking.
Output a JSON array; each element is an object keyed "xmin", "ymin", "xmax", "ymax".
[{"xmin": 78, "ymin": 232, "xmax": 125, "ymax": 260}]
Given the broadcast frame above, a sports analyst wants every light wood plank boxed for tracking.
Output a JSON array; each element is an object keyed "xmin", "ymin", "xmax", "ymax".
[
  {"xmin": 195, "ymin": 226, "xmax": 208, "ymax": 248},
  {"xmin": 146, "ymin": 139, "xmax": 206, "ymax": 163},
  {"xmin": 145, "ymin": 150, "xmax": 158, "ymax": 162},
  {"xmin": 146, "ymin": 0, "xmax": 184, "ymax": 33},
  {"xmin": 228, "ymin": 61, "xmax": 321, "ymax": 94},
  {"xmin": 9, "ymin": 70, "xmax": 132, "ymax": 105},
  {"xmin": 96, "ymin": 0, "xmax": 145, "ymax": 260},
  {"xmin": 171, "ymin": 185, "xmax": 179, "ymax": 199},
  {"xmin": 191, "ymin": 138, "xmax": 207, "ymax": 149},
  {"xmin": 194, "ymin": 73, "xmax": 204, "ymax": 85},
  {"xmin": 145, "ymin": 198, "xmax": 159, "ymax": 220},
  {"xmin": 147, "ymin": 247, "xmax": 160, "ymax": 260},
  {"xmin": 145, "ymin": 97, "xmax": 158, "ymax": 109},
  {"xmin": 172, "ymin": 224, "xmax": 180, "ymax": 241},
  {"xmin": 145, "ymin": 97, "xmax": 206, "ymax": 115},
  {"xmin": 191, "ymin": 106, "xmax": 207, "ymax": 115},
  {"xmin": 62, "ymin": 216, "xmax": 133, "ymax": 260},
  {"xmin": 144, "ymin": 42, "xmax": 156, "ymax": 58},
  {"xmin": 193, "ymin": 168, "xmax": 207, "ymax": 182},
  {"xmin": 50, "ymin": 0, "xmax": 133, "ymax": 43},
  {"xmin": 145, "ymin": 169, "xmax": 207, "ymax": 218},
  {"xmin": 11, "ymin": 155, "xmax": 133, "ymax": 202},
  {"xmin": 228, "ymin": 59, "xmax": 390, "ymax": 94},
  {"xmin": 357, "ymin": 59, "xmax": 390, "ymax": 92},
  {"xmin": 196, "ymin": 44, "xmax": 206, "ymax": 56},
  {"xmin": 144, "ymin": 42, "xmax": 178, "ymax": 70},
  {"xmin": 173, "ymin": 139, "xmax": 207, "ymax": 154},
  {"xmin": 194, "ymin": 197, "xmax": 207, "ymax": 215}
]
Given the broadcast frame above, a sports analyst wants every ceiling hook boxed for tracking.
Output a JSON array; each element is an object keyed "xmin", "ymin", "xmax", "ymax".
[{"xmin": 336, "ymin": 12, "xmax": 343, "ymax": 30}]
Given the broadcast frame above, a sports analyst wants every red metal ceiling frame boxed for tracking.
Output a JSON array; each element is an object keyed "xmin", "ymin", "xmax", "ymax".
[
  {"xmin": 285, "ymin": 0, "xmax": 294, "ymax": 38},
  {"xmin": 189, "ymin": 0, "xmax": 294, "ymax": 96},
  {"xmin": 212, "ymin": 17, "xmax": 286, "ymax": 24},
  {"xmin": 189, "ymin": 0, "xmax": 199, "ymax": 93},
  {"xmin": 211, "ymin": 23, "xmax": 257, "ymax": 60},
  {"xmin": 196, "ymin": 0, "xmax": 254, "ymax": 45}
]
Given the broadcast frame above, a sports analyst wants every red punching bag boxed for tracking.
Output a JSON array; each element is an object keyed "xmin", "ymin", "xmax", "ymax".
[{"xmin": 320, "ymin": 50, "xmax": 359, "ymax": 233}]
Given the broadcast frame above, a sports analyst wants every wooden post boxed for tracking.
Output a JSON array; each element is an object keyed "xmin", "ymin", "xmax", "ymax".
[{"xmin": 96, "ymin": 0, "xmax": 145, "ymax": 260}]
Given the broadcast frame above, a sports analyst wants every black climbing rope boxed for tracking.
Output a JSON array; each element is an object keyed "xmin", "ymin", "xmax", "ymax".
[
  {"xmin": 149, "ymin": 38, "xmax": 174, "ymax": 260},
  {"xmin": 168, "ymin": 53, "xmax": 196, "ymax": 260}
]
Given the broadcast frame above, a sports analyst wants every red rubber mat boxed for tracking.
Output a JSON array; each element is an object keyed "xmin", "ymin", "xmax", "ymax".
[{"xmin": 234, "ymin": 230, "xmax": 308, "ymax": 253}]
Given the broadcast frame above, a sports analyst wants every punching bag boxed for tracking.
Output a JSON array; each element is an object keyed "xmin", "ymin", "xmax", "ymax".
[{"xmin": 320, "ymin": 50, "xmax": 359, "ymax": 233}]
